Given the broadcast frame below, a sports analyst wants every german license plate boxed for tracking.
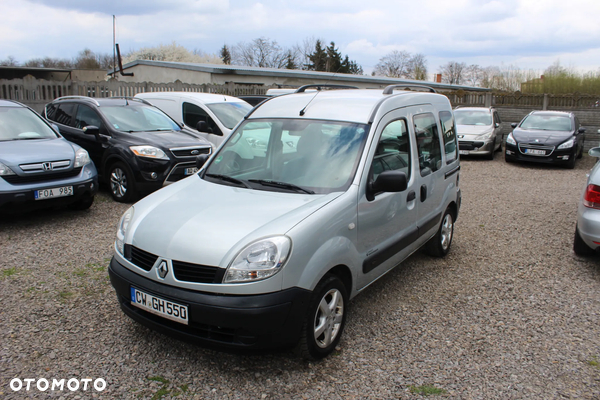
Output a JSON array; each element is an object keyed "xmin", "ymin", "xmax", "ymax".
[
  {"xmin": 459, "ymin": 150, "xmax": 469, "ymax": 155},
  {"xmin": 34, "ymin": 186, "xmax": 73, "ymax": 200},
  {"xmin": 184, "ymin": 167, "xmax": 199, "ymax": 176},
  {"xmin": 130, "ymin": 287, "xmax": 188, "ymax": 325},
  {"xmin": 525, "ymin": 149, "xmax": 545, "ymax": 155}
]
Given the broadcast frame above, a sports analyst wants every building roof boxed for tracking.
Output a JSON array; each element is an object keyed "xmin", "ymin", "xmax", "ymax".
[{"xmin": 114, "ymin": 60, "xmax": 490, "ymax": 93}]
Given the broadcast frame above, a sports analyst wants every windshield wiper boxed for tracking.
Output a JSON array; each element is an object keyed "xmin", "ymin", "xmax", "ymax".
[
  {"xmin": 205, "ymin": 173, "xmax": 251, "ymax": 188},
  {"xmin": 249, "ymin": 179, "xmax": 315, "ymax": 194}
]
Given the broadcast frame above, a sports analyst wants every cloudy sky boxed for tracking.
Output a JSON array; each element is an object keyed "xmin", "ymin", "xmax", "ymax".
[{"xmin": 2, "ymin": 0, "xmax": 600, "ymax": 77}]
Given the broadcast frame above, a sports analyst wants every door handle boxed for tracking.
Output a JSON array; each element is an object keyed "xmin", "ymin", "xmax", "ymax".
[
  {"xmin": 407, "ymin": 190, "xmax": 416, "ymax": 202},
  {"xmin": 420, "ymin": 185, "xmax": 427, "ymax": 202}
]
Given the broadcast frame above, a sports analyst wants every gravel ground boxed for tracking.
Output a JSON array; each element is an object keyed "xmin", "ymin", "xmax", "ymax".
[{"xmin": 1, "ymin": 155, "xmax": 600, "ymax": 399}]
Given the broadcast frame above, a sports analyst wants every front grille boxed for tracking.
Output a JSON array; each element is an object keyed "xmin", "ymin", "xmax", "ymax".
[
  {"xmin": 2, "ymin": 167, "xmax": 82, "ymax": 185},
  {"xmin": 518, "ymin": 144, "xmax": 554, "ymax": 157},
  {"xmin": 126, "ymin": 245, "xmax": 158, "ymax": 271},
  {"xmin": 20, "ymin": 160, "xmax": 71, "ymax": 172},
  {"xmin": 172, "ymin": 260, "xmax": 223, "ymax": 283},
  {"xmin": 458, "ymin": 141, "xmax": 485, "ymax": 151},
  {"xmin": 170, "ymin": 146, "xmax": 211, "ymax": 158}
]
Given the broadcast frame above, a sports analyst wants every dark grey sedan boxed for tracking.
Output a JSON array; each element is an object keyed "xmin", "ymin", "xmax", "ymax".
[{"xmin": 0, "ymin": 100, "xmax": 98, "ymax": 212}]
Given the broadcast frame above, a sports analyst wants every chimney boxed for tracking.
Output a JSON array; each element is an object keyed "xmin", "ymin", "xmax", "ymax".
[{"xmin": 435, "ymin": 74, "xmax": 442, "ymax": 83}]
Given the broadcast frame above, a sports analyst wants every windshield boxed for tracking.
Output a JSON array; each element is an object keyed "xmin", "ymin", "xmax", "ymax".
[
  {"xmin": 204, "ymin": 119, "xmax": 369, "ymax": 194},
  {"xmin": 0, "ymin": 107, "xmax": 59, "ymax": 141},
  {"xmin": 520, "ymin": 114, "xmax": 572, "ymax": 131},
  {"xmin": 206, "ymin": 102, "xmax": 253, "ymax": 129},
  {"xmin": 100, "ymin": 105, "xmax": 181, "ymax": 133},
  {"xmin": 453, "ymin": 110, "xmax": 492, "ymax": 126}
]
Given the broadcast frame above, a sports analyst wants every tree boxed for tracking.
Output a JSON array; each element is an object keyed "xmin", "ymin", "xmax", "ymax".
[
  {"xmin": 305, "ymin": 39, "xmax": 363, "ymax": 74},
  {"xmin": 440, "ymin": 61, "xmax": 467, "ymax": 85},
  {"xmin": 220, "ymin": 45, "xmax": 231, "ymax": 65},
  {"xmin": 123, "ymin": 42, "xmax": 222, "ymax": 64},
  {"xmin": 407, "ymin": 53, "xmax": 427, "ymax": 80},
  {"xmin": 284, "ymin": 51, "xmax": 297, "ymax": 70},
  {"xmin": 232, "ymin": 37, "xmax": 288, "ymax": 68},
  {"xmin": 373, "ymin": 50, "xmax": 412, "ymax": 78},
  {"xmin": 306, "ymin": 39, "xmax": 328, "ymax": 71},
  {"xmin": 0, "ymin": 56, "xmax": 19, "ymax": 67},
  {"xmin": 463, "ymin": 64, "xmax": 483, "ymax": 86}
]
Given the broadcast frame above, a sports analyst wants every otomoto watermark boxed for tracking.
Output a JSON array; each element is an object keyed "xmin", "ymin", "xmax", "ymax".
[{"xmin": 9, "ymin": 378, "xmax": 107, "ymax": 392}]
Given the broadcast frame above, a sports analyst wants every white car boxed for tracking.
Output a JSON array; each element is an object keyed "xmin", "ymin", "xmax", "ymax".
[
  {"xmin": 109, "ymin": 85, "xmax": 461, "ymax": 359},
  {"xmin": 135, "ymin": 92, "xmax": 252, "ymax": 149}
]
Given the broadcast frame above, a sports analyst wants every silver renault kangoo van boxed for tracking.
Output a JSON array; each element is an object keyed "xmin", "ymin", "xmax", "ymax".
[{"xmin": 109, "ymin": 85, "xmax": 461, "ymax": 359}]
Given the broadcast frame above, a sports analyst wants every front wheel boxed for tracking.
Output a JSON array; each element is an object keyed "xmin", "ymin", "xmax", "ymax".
[
  {"xmin": 107, "ymin": 162, "xmax": 138, "ymax": 203},
  {"xmin": 296, "ymin": 274, "xmax": 348, "ymax": 360},
  {"xmin": 425, "ymin": 208, "xmax": 455, "ymax": 257}
]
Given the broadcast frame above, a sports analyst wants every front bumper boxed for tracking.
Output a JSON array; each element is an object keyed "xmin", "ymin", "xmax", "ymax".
[
  {"xmin": 108, "ymin": 257, "xmax": 311, "ymax": 350},
  {"xmin": 505, "ymin": 143, "xmax": 575, "ymax": 165},
  {"xmin": 458, "ymin": 138, "xmax": 494, "ymax": 156}
]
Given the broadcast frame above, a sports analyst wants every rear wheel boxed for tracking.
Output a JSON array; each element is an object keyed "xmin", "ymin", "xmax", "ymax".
[
  {"xmin": 108, "ymin": 162, "xmax": 138, "ymax": 203},
  {"xmin": 296, "ymin": 274, "xmax": 348, "ymax": 360},
  {"xmin": 425, "ymin": 207, "xmax": 454, "ymax": 257},
  {"xmin": 574, "ymin": 225, "xmax": 595, "ymax": 256}
]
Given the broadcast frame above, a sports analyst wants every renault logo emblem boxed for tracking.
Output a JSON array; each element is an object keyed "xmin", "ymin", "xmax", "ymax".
[
  {"xmin": 157, "ymin": 261, "xmax": 169, "ymax": 279},
  {"xmin": 42, "ymin": 162, "xmax": 52, "ymax": 171}
]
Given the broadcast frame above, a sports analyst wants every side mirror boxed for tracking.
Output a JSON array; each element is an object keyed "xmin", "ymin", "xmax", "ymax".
[
  {"xmin": 196, "ymin": 154, "xmax": 209, "ymax": 169},
  {"xmin": 578, "ymin": 127, "xmax": 586, "ymax": 134},
  {"xmin": 367, "ymin": 170, "xmax": 407, "ymax": 201},
  {"xmin": 51, "ymin": 123, "xmax": 60, "ymax": 134},
  {"xmin": 589, "ymin": 147, "xmax": 600, "ymax": 158},
  {"xmin": 82, "ymin": 125, "xmax": 100, "ymax": 136},
  {"xmin": 495, "ymin": 122, "xmax": 500, "ymax": 128},
  {"xmin": 511, "ymin": 123, "xmax": 518, "ymax": 128},
  {"xmin": 196, "ymin": 120, "xmax": 213, "ymax": 134}
]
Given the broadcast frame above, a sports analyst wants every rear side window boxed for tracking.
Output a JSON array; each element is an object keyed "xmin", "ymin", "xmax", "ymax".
[
  {"xmin": 414, "ymin": 113, "xmax": 442, "ymax": 175},
  {"xmin": 439, "ymin": 111, "xmax": 457, "ymax": 164},
  {"xmin": 183, "ymin": 102, "xmax": 220, "ymax": 134},
  {"xmin": 371, "ymin": 119, "xmax": 411, "ymax": 181}
]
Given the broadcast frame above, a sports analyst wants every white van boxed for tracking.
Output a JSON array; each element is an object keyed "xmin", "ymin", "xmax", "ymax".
[
  {"xmin": 135, "ymin": 92, "xmax": 253, "ymax": 149},
  {"xmin": 110, "ymin": 85, "xmax": 461, "ymax": 359}
]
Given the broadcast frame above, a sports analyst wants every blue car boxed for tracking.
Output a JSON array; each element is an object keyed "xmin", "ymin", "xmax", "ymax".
[{"xmin": 0, "ymin": 100, "xmax": 98, "ymax": 213}]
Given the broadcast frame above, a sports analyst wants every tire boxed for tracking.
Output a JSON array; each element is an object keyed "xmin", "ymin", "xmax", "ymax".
[
  {"xmin": 485, "ymin": 141, "xmax": 495, "ymax": 160},
  {"xmin": 69, "ymin": 194, "xmax": 94, "ymax": 210},
  {"xmin": 425, "ymin": 207, "xmax": 455, "ymax": 257},
  {"xmin": 565, "ymin": 155, "xmax": 576, "ymax": 169},
  {"xmin": 296, "ymin": 274, "xmax": 348, "ymax": 360},
  {"xmin": 505, "ymin": 153, "xmax": 514, "ymax": 163},
  {"xmin": 574, "ymin": 225, "xmax": 595, "ymax": 256},
  {"xmin": 107, "ymin": 162, "xmax": 138, "ymax": 203},
  {"xmin": 577, "ymin": 146, "xmax": 583, "ymax": 159}
]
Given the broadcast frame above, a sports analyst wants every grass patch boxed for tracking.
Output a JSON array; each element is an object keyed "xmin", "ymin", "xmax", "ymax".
[
  {"xmin": 2, "ymin": 267, "xmax": 17, "ymax": 278},
  {"xmin": 588, "ymin": 356, "xmax": 599, "ymax": 368},
  {"xmin": 146, "ymin": 377, "xmax": 190, "ymax": 400},
  {"xmin": 409, "ymin": 384, "xmax": 447, "ymax": 396},
  {"xmin": 58, "ymin": 291, "xmax": 74, "ymax": 300}
]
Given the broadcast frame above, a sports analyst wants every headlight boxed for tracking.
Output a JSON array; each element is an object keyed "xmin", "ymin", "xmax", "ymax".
[
  {"xmin": 477, "ymin": 128, "xmax": 494, "ymax": 140},
  {"xmin": 116, "ymin": 207, "xmax": 134, "ymax": 255},
  {"xmin": 73, "ymin": 148, "xmax": 91, "ymax": 168},
  {"xmin": 0, "ymin": 162, "xmax": 15, "ymax": 176},
  {"xmin": 506, "ymin": 133, "xmax": 516, "ymax": 145},
  {"xmin": 558, "ymin": 138, "xmax": 575, "ymax": 149},
  {"xmin": 130, "ymin": 145, "xmax": 169, "ymax": 160},
  {"xmin": 224, "ymin": 236, "xmax": 291, "ymax": 283}
]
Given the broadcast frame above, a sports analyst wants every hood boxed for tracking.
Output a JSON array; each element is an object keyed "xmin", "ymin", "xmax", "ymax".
[
  {"xmin": 456, "ymin": 124, "xmax": 493, "ymax": 137},
  {"xmin": 126, "ymin": 129, "xmax": 211, "ymax": 148},
  {"xmin": 0, "ymin": 137, "xmax": 76, "ymax": 166},
  {"xmin": 129, "ymin": 177, "xmax": 340, "ymax": 267},
  {"xmin": 512, "ymin": 128, "xmax": 574, "ymax": 145}
]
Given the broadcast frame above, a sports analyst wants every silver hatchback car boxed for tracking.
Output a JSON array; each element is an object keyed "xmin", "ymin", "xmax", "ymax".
[
  {"xmin": 108, "ymin": 85, "xmax": 462, "ymax": 359},
  {"xmin": 454, "ymin": 107, "xmax": 503, "ymax": 159},
  {"xmin": 574, "ymin": 146, "xmax": 600, "ymax": 256}
]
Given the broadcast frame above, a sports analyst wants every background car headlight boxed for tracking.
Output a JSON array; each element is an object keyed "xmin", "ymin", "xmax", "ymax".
[
  {"xmin": 0, "ymin": 162, "xmax": 15, "ymax": 176},
  {"xmin": 73, "ymin": 148, "xmax": 91, "ymax": 168},
  {"xmin": 476, "ymin": 128, "xmax": 494, "ymax": 140},
  {"xmin": 116, "ymin": 207, "xmax": 134, "ymax": 255},
  {"xmin": 506, "ymin": 133, "xmax": 516, "ymax": 145},
  {"xmin": 224, "ymin": 236, "xmax": 291, "ymax": 283},
  {"xmin": 130, "ymin": 145, "xmax": 169, "ymax": 160},
  {"xmin": 558, "ymin": 138, "xmax": 575, "ymax": 149}
]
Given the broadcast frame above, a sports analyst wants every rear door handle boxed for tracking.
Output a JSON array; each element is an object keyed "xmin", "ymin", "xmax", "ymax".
[{"xmin": 407, "ymin": 190, "xmax": 416, "ymax": 202}]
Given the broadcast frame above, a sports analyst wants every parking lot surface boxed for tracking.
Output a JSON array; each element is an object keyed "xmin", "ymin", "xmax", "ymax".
[{"xmin": 1, "ymin": 155, "xmax": 600, "ymax": 399}]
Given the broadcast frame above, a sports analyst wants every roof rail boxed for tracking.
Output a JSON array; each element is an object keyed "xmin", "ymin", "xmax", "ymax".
[
  {"xmin": 109, "ymin": 96, "xmax": 153, "ymax": 106},
  {"xmin": 295, "ymin": 84, "xmax": 358, "ymax": 93},
  {"xmin": 54, "ymin": 96, "xmax": 101, "ymax": 106},
  {"xmin": 382, "ymin": 84, "xmax": 436, "ymax": 94}
]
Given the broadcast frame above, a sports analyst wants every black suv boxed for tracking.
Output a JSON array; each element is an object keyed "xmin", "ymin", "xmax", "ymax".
[{"xmin": 44, "ymin": 96, "xmax": 212, "ymax": 202}]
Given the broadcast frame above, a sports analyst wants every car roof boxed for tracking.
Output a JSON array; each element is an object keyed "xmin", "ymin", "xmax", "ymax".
[
  {"xmin": 51, "ymin": 96, "xmax": 151, "ymax": 108},
  {"xmin": 135, "ymin": 91, "xmax": 248, "ymax": 104},
  {"xmin": 529, "ymin": 110, "xmax": 573, "ymax": 117},
  {"xmin": 249, "ymin": 89, "xmax": 449, "ymax": 124},
  {"xmin": 454, "ymin": 107, "xmax": 493, "ymax": 112}
]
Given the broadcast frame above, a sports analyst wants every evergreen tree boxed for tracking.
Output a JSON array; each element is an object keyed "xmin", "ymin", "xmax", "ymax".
[
  {"xmin": 306, "ymin": 40, "xmax": 327, "ymax": 71},
  {"xmin": 220, "ymin": 45, "xmax": 231, "ymax": 65},
  {"xmin": 284, "ymin": 51, "xmax": 297, "ymax": 70}
]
